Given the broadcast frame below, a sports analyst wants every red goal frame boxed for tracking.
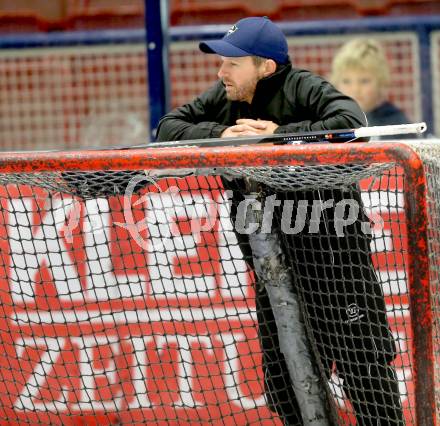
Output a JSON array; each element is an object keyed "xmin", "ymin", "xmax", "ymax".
[{"xmin": 0, "ymin": 141, "xmax": 435, "ymax": 426}]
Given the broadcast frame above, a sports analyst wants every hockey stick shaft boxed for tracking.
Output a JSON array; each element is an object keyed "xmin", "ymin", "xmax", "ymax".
[
  {"xmin": 245, "ymin": 205, "xmax": 332, "ymax": 423},
  {"xmin": 145, "ymin": 122, "xmax": 426, "ymax": 149}
]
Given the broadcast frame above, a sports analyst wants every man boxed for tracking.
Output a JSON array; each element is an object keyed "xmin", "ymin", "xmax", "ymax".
[{"xmin": 157, "ymin": 16, "xmax": 403, "ymax": 425}]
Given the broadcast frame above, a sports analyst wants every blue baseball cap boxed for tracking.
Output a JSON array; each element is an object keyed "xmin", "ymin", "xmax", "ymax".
[{"xmin": 199, "ymin": 17, "xmax": 289, "ymax": 64}]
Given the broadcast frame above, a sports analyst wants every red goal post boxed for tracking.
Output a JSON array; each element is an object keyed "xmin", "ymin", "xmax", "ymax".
[{"xmin": 0, "ymin": 140, "xmax": 438, "ymax": 425}]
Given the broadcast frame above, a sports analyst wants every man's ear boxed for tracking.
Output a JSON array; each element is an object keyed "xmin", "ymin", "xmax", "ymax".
[{"xmin": 263, "ymin": 59, "xmax": 277, "ymax": 77}]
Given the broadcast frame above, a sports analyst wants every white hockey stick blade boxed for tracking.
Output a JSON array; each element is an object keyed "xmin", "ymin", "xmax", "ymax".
[{"xmin": 354, "ymin": 122, "xmax": 427, "ymax": 138}]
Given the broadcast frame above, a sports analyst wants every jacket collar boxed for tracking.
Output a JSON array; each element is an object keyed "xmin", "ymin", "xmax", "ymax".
[{"xmin": 251, "ymin": 62, "xmax": 292, "ymax": 107}]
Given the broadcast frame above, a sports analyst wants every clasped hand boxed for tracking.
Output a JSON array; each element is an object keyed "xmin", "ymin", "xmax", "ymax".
[{"xmin": 221, "ymin": 119, "xmax": 278, "ymax": 138}]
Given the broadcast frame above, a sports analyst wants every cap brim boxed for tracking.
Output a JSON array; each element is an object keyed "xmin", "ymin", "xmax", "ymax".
[{"xmin": 199, "ymin": 40, "xmax": 250, "ymax": 57}]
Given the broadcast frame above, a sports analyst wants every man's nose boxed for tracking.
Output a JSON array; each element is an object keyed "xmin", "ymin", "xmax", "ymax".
[{"xmin": 217, "ymin": 64, "xmax": 226, "ymax": 79}]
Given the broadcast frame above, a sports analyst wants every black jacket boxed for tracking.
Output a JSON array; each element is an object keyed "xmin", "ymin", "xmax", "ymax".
[
  {"xmin": 367, "ymin": 101, "xmax": 408, "ymax": 127},
  {"xmin": 157, "ymin": 63, "xmax": 366, "ymax": 141}
]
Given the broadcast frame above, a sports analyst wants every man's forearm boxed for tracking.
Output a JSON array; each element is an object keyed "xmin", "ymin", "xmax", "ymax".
[{"xmin": 156, "ymin": 118, "xmax": 227, "ymax": 142}]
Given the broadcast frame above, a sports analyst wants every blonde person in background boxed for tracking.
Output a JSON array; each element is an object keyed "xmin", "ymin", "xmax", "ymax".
[{"xmin": 330, "ymin": 37, "xmax": 410, "ymax": 136}]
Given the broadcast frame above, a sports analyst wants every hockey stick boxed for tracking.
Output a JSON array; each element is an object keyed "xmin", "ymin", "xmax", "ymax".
[
  {"xmin": 143, "ymin": 122, "xmax": 427, "ymax": 149},
  {"xmin": 244, "ymin": 184, "xmax": 335, "ymax": 425}
]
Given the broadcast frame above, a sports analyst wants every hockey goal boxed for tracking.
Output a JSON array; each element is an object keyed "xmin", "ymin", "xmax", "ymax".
[{"xmin": 0, "ymin": 140, "xmax": 438, "ymax": 425}]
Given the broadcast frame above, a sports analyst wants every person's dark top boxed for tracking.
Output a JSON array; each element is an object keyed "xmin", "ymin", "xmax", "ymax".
[
  {"xmin": 366, "ymin": 101, "xmax": 408, "ymax": 127},
  {"xmin": 157, "ymin": 62, "xmax": 366, "ymax": 142}
]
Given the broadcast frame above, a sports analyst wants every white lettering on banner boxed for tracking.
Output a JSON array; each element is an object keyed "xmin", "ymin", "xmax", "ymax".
[
  {"xmin": 14, "ymin": 337, "xmax": 68, "ymax": 412},
  {"xmin": 378, "ymin": 270, "xmax": 407, "ymax": 296},
  {"xmin": 5, "ymin": 186, "xmax": 412, "ymax": 420},
  {"xmin": 8, "ymin": 197, "xmax": 82, "ymax": 304},
  {"xmin": 329, "ymin": 373, "xmax": 346, "ymax": 409},
  {"xmin": 146, "ymin": 192, "xmax": 218, "ymax": 297},
  {"xmin": 361, "ymin": 191, "xmax": 404, "ymax": 210},
  {"xmin": 7, "ymin": 190, "xmax": 270, "ymax": 306},
  {"xmin": 10, "ymin": 307, "xmax": 255, "ymax": 326},
  {"xmin": 83, "ymin": 198, "xmax": 144, "ymax": 300},
  {"xmin": 221, "ymin": 333, "xmax": 266, "ymax": 409},
  {"xmin": 216, "ymin": 198, "xmax": 252, "ymax": 299},
  {"xmin": 153, "ymin": 335, "xmax": 214, "ymax": 408},
  {"xmin": 70, "ymin": 335, "xmax": 124, "ymax": 411},
  {"xmin": 396, "ymin": 368, "xmax": 412, "ymax": 404},
  {"xmin": 364, "ymin": 208, "xmax": 393, "ymax": 253},
  {"xmin": 12, "ymin": 331, "xmax": 264, "ymax": 413},
  {"xmin": 128, "ymin": 336, "xmax": 154, "ymax": 409},
  {"xmin": 370, "ymin": 228, "xmax": 393, "ymax": 252},
  {"xmin": 7, "ymin": 197, "xmax": 145, "ymax": 304},
  {"xmin": 392, "ymin": 330, "xmax": 408, "ymax": 353},
  {"xmin": 6, "ymin": 191, "xmax": 403, "ymax": 305}
]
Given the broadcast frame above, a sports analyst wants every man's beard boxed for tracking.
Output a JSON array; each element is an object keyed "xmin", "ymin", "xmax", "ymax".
[{"xmin": 224, "ymin": 75, "xmax": 260, "ymax": 102}]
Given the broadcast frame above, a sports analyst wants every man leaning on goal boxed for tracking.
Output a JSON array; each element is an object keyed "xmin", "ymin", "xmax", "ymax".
[{"xmin": 156, "ymin": 16, "xmax": 404, "ymax": 425}]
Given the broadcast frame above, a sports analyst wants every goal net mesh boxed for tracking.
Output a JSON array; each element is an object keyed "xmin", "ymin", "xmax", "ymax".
[{"xmin": 0, "ymin": 140, "xmax": 438, "ymax": 425}]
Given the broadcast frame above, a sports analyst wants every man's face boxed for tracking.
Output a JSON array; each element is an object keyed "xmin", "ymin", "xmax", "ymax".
[
  {"xmin": 217, "ymin": 56, "xmax": 265, "ymax": 103},
  {"xmin": 335, "ymin": 67, "xmax": 383, "ymax": 113}
]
